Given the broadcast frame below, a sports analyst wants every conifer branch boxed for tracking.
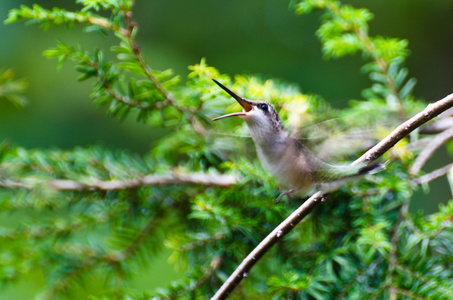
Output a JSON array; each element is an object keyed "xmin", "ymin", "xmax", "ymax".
[
  {"xmin": 4, "ymin": 2, "xmax": 453, "ymax": 298},
  {"xmin": 388, "ymin": 198, "xmax": 410, "ymax": 300},
  {"xmin": 394, "ymin": 288, "xmax": 427, "ymax": 300},
  {"xmin": 318, "ymin": 1, "xmax": 408, "ymax": 110},
  {"xmin": 177, "ymin": 232, "xmax": 228, "ymax": 252},
  {"xmin": 410, "ymin": 126, "xmax": 453, "ymax": 174},
  {"xmin": 411, "ymin": 163, "xmax": 453, "ymax": 185},
  {"xmin": 108, "ymin": 216, "xmax": 162, "ymax": 262},
  {"xmin": 338, "ymin": 258, "xmax": 384, "ymax": 299},
  {"xmin": 42, "ymin": 214, "xmax": 166, "ymax": 299},
  {"xmin": 120, "ymin": 8, "xmax": 176, "ymax": 107},
  {"xmin": 326, "ymin": 3, "xmax": 397, "ymax": 96},
  {"xmin": 211, "ymin": 92, "xmax": 453, "ymax": 300},
  {"xmin": 87, "ymin": 16, "xmax": 129, "ymax": 36},
  {"xmin": 0, "ymin": 172, "xmax": 238, "ymax": 191},
  {"xmin": 96, "ymin": 65, "xmax": 152, "ymax": 110},
  {"xmin": 165, "ymin": 255, "xmax": 224, "ymax": 299},
  {"xmin": 118, "ymin": 7, "xmax": 208, "ymax": 134},
  {"xmin": 211, "ymin": 191, "xmax": 323, "ymax": 300},
  {"xmin": 191, "ymin": 256, "xmax": 223, "ymax": 293}
]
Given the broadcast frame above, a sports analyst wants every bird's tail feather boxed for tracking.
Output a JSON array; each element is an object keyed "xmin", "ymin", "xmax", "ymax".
[
  {"xmin": 356, "ymin": 161, "xmax": 387, "ymax": 176},
  {"xmin": 316, "ymin": 161, "xmax": 386, "ymax": 194}
]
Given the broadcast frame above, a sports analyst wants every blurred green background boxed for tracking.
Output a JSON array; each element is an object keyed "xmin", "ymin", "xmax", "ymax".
[
  {"xmin": 1, "ymin": 0, "xmax": 453, "ymax": 153},
  {"xmin": 0, "ymin": 0, "xmax": 452, "ymax": 298}
]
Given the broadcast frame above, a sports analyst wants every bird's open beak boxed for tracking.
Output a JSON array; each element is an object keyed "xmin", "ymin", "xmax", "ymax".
[{"xmin": 212, "ymin": 79, "xmax": 253, "ymax": 121}]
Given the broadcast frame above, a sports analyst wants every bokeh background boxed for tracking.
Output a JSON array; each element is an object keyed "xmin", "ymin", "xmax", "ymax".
[{"xmin": 0, "ymin": 0, "xmax": 452, "ymax": 298}]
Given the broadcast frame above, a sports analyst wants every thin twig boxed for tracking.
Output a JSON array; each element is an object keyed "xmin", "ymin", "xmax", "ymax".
[
  {"xmin": 411, "ymin": 163, "xmax": 453, "ymax": 185},
  {"xmin": 388, "ymin": 198, "xmax": 410, "ymax": 300},
  {"xmin": 390, "ymin": 199, "xmax": 410, "ymax": 262},
  {"xmin": 0, "ymin": 172, "xmax": 238, "ymax": 191},
  {"xmin": 166, "ymin": 255, "xmax": 224, "ymax": 299},
  {"xmin": 178, "ymin": 232, "xmax": 228, "ymax": 252},
  {"xmin": 120, "ymin": 8, "xmax": 208, "ymax": 135},
  {"xmin": 394, "ymin": 263, "xmax": 449, "ymax": 300},
  {"xmin": 87, "ymin": 16, "xmax": 130, "ymax": 36},
  {"xmin": 106, "ymin": 213, "xmax": 165, "ymax": 266},
  {"xmin": 395, "ymin": 288, "xmax": 427, "ymax": 300},
  {"xmin": 190, "ymin": 256, "xmax": 224, "ymax": 293},
  {"xmin": 338, "ymin": 257, "xmax": 383, "ymax": 300},
  {"xmin": 389, "ymin": 286, "xmax": 397, "ymax": 300},
  {"xmin": 211, "ymin": 92, "xmax": 453, "ymax": 300},
  {"xmin": 100, "ymin": 76, "xmax": 152, "ymax": 110},
  {"xmin": 410, "ymin": 126, "xmax": 453, "ymax": 174}
]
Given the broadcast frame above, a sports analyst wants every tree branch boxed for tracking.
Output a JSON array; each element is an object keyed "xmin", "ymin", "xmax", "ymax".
[
  {"xmin": 119, "ymin": 8, "xmax": 208, "ymax": 134},
  {"xmin": 388, "ymin": 197, "xmax": 410, "ymax": 300},
  {"xmin": 211, "ymin": 92, "xmax": 453, "ymax": 300},
  {"xmin": 211, "ymin": 192, "xmax": 323, "ymax": 299},
  {"xmin": 0, "ymin": 172, "xmax": 238, "ymax": 191},
  {"xmin": 411, "ymin": 163, "xmax": 453, "ymax": 185},
  {"xmin": 87, "ymin": 16, "xmax": 130, "ymax": 36},
  {"xmin": 353, "ymin": 93, "xmax": 453, "ymax": 165},
  {"xmin": 410, "ymin": 126, "xmax": 453, "ymax": 174},
  {"xmin": 394, "ymin": 288, "xmax": 427, "ymax": 300},
  {"xmin": 191, "ymin": 256, "xmax": 224, "ymax": 293}
]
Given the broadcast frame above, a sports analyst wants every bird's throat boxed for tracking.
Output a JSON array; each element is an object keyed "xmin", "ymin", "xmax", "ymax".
[{"xmin": 248, "ymin": 124, "xmax": 290, "ymax": 166}]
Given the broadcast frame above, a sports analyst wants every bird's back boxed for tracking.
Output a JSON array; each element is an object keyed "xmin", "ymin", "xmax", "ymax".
[{"xmin": 259, "ymin": 137, "xmax": 381, "ymax": 194}]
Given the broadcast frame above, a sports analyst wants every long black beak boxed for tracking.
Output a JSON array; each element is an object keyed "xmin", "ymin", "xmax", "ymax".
[{"xmin": 212, "ymin": 79, "xmax": 253, "ymax": 121}]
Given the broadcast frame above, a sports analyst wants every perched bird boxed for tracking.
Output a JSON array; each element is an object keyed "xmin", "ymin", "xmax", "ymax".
[{"xmin": 212, "ymin": 79, "xmax": 383, "ymax": 203}]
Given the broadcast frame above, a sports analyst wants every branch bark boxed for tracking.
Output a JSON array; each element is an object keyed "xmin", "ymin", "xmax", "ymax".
[
  {"xmin": 0, "ymin": 172, "xmax": 238, "ymax": 191},
  {"xmin": 211, "ymin": 92, "xmax": 453, "ymax": 300}
]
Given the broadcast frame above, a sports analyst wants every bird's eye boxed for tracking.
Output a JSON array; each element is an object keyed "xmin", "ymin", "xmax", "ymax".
[{"xmin": 259, "ymin": 103, "xmax": 268, "ymax": 111}]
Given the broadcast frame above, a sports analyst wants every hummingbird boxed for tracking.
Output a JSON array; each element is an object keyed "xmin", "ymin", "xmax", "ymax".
[{"xmin": 212, "ymin": 79, "xmax": 384, "ymax": 203}]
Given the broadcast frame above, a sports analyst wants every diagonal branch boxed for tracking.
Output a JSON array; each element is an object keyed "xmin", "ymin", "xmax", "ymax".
[
  {"xmin": 353, "ymin": 93, "xmax": 453, "ymax": 165},
  {"xmin": 211, "ymin": 92, "xmax": 453, "ymax": 300},
  {"xmin": 211, "ymin": 192, "xmax": 323, "ymax": 299}
]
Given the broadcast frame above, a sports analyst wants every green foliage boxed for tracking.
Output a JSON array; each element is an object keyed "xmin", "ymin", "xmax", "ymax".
[
  {"xmin": 0, "ymin": 69, "xmax": 27, "ymax": 107},
  {"xmin": 1, "ymin": 0, "xmax": 452, "ymax": 299}
]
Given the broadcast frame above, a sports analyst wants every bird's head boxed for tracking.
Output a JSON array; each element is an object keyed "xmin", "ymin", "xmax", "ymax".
[{"xmin": 212, "ymin": 79, "xmax": 284, "ymax": 142}]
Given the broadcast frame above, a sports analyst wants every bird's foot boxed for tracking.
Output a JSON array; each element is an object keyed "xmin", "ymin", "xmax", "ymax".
[{"xmin": 274, "ymin": 189, "xmax": 296, "ymax": 204}]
